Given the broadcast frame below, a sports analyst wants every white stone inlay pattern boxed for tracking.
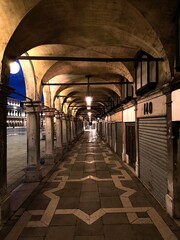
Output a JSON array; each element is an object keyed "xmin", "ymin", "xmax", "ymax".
[{"xmin": 4, "ymin": 141, "xmax": 178, "ymax": 240}]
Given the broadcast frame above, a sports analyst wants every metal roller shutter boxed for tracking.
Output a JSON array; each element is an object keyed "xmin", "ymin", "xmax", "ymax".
[
  {"xmin": 112, "ymin": 123, "xmax": 116, "ymax": 152},
  {"xmin": 108, "ymin": 123, "xmax": 112, "ymax": 146},
  {"xmin": 138, "ymin": 117, "xmax": 168, "ymax": 207},
  {"xmin": 116, "ymin": 122, "xmax": 123, "ymax": 158}
]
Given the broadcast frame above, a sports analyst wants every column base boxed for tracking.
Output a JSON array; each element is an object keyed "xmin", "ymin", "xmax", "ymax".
[
  {"xmin": 166, "ymin": 193, "xmax": 180, "ymax": 218},
  {"xmin": 0, "ymin": 192, "xmax": 11, "ymax": 225},
  {"xmin": 25, "ymin": 165, "xmax": 41, "ymax": 182},
  {"xmin": 43, "ymin": 154, "xmax": 55, "ymax": 165},
  {"xmin": 166, "ymin": 194, "xmax": 173, "ymax": 217},
  {"xmin": 54, "ymin": 148, "xmax": 63, "ymax": 162}
]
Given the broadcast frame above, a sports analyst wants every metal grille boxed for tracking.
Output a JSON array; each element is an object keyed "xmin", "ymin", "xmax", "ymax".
[{"xmin": 138, "ymin": 117, "xmax": 168, "ymax": 207}]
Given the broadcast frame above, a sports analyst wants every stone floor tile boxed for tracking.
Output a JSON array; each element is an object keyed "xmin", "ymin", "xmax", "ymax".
[
  {"xmin": 50, "ymin": 214, "xmax": 77, "ymax": 226},
  {"xmin": 79, "ymin": 201, "xmax": 101, "ymax": 214},
  {"xmin": 96, "ymin": 171, "xmax": 111, "ymax": 178},
  {"xmin": 75, "ymin": 219, "xmax": 103, "ymax": 236},
  {"xmin": 74, "ymin": 236, "xmax": 105, "ymax": 240},
  {"xmin": 19, "ymin": 227, "xmax": 47, "ymax": 238},
  {"xmin": 97, "ymin": 182, "xmax": 115, "ymax": 188},
  {"xmin": 64, "ymin": 182, "xmax": 82, "ymax": 190},
  {"xmin": 104, "ymin": 225, "xmax": 136, "ymax": 240},
  {"xmin": 18, "ymin": 237, "xmax": 44, "ymax": 240},
  {"xmin": 99, "ymin": 187, "xmax": 119, "ymax": 197},
  {"xmin": 57, "ymin": 197, "xmax": 79, "ymax": 209},
  {"xmin": 100, "ymin": 196, "xmax": 123, "ymax": 208},
  {"xmin": 27, "ymin": 199, "xmax": 50, "ymax": 210},
  {"xmin": 103, "ymin": 213, "xmax": 129, "ymax": 225},
  {"xmin": 129, "ymin": 194, "xmax": 151, "ymax": 207},
  {"xmin": 131, "ymin": 225, "xmax": 163, "ymax": 240},
  {"xmin": 95, "ymin": 162, "xmax": 108, "ymax": 171},
  {"xmin": 80, "ymin": 192, "xmax": 99, "ymax": 202},
  {"xmin": 94, "ymin": 155, "xmax": 104, "ymax": 160},
  {"xmin": 62, "ymin": 188, "xmax": 81, "ymax": 197},
  {"xmin": 81, "ymin": 183, "xmax": 98, "ymax": 192},
  {"xmin": 45, "ymin": 226, "xmax": 75, "ymax": 240}
]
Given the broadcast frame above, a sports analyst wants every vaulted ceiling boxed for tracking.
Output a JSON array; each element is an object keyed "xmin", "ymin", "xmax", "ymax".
[{"xmin": 0, "ymin": 0, "xmax": 179, "ymax": 118}]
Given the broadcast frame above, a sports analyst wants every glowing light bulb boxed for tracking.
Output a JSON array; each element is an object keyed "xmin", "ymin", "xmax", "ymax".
[
  {"xmin": 85, "ymin": 96, "xmax": 93, "ymax": 106},
  {"xmin": 87, "ymin": 106, "xmax": 91, "ymax": 110},
  {"xmin": 10, "ymin": 61, "xmax": 20, "ymax": 74},
  {"xmin": 88, "ymin": 112, "xmax": 92, "ymax": 117}
]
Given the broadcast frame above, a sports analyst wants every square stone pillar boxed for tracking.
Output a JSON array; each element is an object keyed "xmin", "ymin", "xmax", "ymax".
[
  {"xmin": 165, "ymin": 89, "xmax": 180, "ymax": 218},
  {"xmin": 24, "ymin": 101, "xmax": 41, "ymax": 182},
  {"xmin": 55, "ymin": 111, "xmax": 63, "ymax": 154},
  {"xmin": 44, "ymin": 108, "xmax": 55, "ymax": 164},
  {"xmin": 62, "ymin": 114, "xmax": 67, "ymax": 148},
  {"xmin": 0, "ymin": 84, "xmax": 14, "ymax": 224}
]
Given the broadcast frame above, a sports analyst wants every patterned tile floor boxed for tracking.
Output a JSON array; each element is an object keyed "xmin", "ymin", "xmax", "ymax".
[{"xmin": 1, "ymin": 130, "xmax": 180, "ymax": 240}]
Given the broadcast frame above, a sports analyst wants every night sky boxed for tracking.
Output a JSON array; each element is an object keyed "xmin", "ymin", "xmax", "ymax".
[
  {"xmin": 9, "ymin": 61, "xmax": 26, "ymax": 100},
  {"xmin": 9, "ymin": 61, "xmax": 44, "ymax": 102}
]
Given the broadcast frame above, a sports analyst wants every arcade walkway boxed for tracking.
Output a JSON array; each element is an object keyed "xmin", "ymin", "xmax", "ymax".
[{"xmin": 1, "ymin": 130, "xmax": 180, "ymax": 240}]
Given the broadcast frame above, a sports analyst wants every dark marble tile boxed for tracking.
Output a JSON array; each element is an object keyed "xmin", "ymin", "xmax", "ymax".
[
  {"xmin": 57, "ymin": 197, "xmax": 79, "ymax": 209},
  {"xmin": 50, "ymin": 214, "xmax": 77, "ymax": 226},
  {"xmin": 100, "ymin": 197, "xmax": 123, "ymax": 208},
  {"xmin": 20, "ymin": 227, "xmax": 47, "ymax": 238},
  {"xmin": 131, "ymin": 225, "xmax": 163, "ymax": 240},
  {"xmin": 80, "ymin": 192, "xmax": 99, "ymax": 203},
  {"xmin": 45, "ymin": 226, "xmax": 75, "ymax": 240},
  {"xmin": 102, "ymin": 213, "xmax": 129, "ymax": 225},
  {"xmin": 81, "ymin": 183, "xmax": 98, "ymax": 192},
  {"xmin": 104, "ymin": 225, "xmax": 136, "ymax": 240},
  {"xmin": 75, "ymin": 219, "xmax": 103, "ymax": 236},
  {"xmin": 79, "ymin": 201, "xmax": 101, "ymax": 214}
]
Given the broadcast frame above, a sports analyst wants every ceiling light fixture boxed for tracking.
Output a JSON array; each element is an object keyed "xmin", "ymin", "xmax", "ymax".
[{"xmin": 85, "ymin": 75, "xmax": 93, "ymax": 106}]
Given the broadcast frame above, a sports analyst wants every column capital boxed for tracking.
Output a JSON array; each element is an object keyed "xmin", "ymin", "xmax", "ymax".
[
  {"xmin": 24, "ymin": 101, "xmax": 41, "ymax": 113},
  {"xmin": 44, "ymin": 108, "xmax": 55, "ymax": 117},
  {"xmin": 55, "ymin": 110, "xmax": 62, "ymax": 118}
]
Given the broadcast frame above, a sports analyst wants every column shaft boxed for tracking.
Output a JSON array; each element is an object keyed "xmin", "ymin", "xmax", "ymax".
[
  {"xmin": 44, "ymin": 109, "xmax": 55, "ymax": 164},
  {"xmin": 55, "ymin": 112, "xmax": 62, "ymax": 149},
  {"xmin": 0, "ymin": 84, "xmax": 14, "ymax": 224},
  {"xmin": 25, "ymin": 101, "xmax": 41, "ymax": 182}
]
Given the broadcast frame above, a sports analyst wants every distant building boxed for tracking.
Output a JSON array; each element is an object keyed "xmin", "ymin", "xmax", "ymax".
[{"xmin": 6, "ymin": 97, "xmax": 25, "ymax": 127}]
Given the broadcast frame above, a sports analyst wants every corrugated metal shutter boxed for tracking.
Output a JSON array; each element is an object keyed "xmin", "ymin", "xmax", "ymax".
[
  {"xmin": 108, "ymin": 123, "xmax": 112, "ymax": 146},
  {"xmin": 112, "ymin": 123, "xmax": 116, "ymax": 152},
  {"xmin": 138, "ymin": 117, "xmax": 168, "ymax": 207},
  {"xmin": 116, "ymin": 122, "xmax": 123, "ymax": 158}
]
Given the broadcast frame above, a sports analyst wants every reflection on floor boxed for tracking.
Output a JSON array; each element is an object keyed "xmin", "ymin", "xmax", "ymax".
[{"xmin": 1, "ymin": 131, "xmax": 180, "ymax": 240}]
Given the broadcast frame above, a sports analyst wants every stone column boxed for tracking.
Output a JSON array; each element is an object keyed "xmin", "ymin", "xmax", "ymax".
[
  {"xmin": 44, "ymin": 108, "xmax": 55, "ymax": 164},
  {"xmin": 55, "ymin": 111, "xmax": 63, "ymax": 152},
  {"xmin": 0, "ymin": 84, "xmax": 13, "ymax": 224},
  {"xmin": 24, "ymin": 101, "xmax": 41, "ymax": 182},
  {"xmin": 62, "ymin": 114, "xmax": 67, "ymax": 148},
  {"xmin": 71, "ymin": 119, "xmax": 75, "ymax": 142},
  {"xmin": 67, "ymin": 116, "xmax": 72, "ymax": 144}
]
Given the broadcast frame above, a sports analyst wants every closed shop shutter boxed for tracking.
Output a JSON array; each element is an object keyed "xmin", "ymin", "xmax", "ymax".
[
  {"xmin": 138, "ymin": 117, "xmax": 168, "ymax": 207},
  {"xmin": 112, "ymin": 123, "xmax": 116, "ymax": 152},
  {"xmin": 108, "ymin": 123, "xmax": 112, "ymax": 146},
  {"xmin": 116, "ymin": 122, "xmax": 123, "ymax": 158},
  {"xmin": 126, "ymin": 123, "xmax": 136, "ymax": 169}
]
